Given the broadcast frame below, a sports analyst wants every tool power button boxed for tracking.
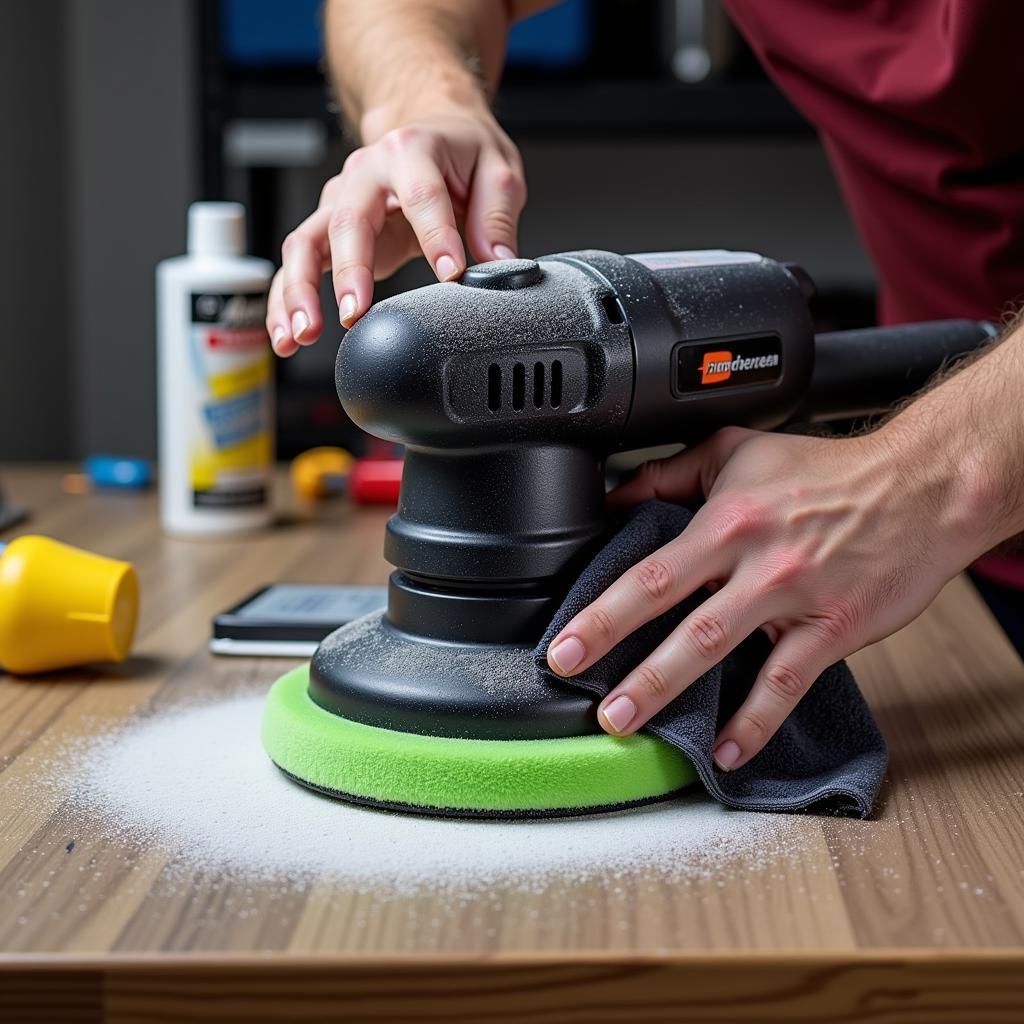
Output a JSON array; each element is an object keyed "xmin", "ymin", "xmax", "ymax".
[{"xmin": 460, "ymin": 259, "xmax": 542, "ymax": 290}]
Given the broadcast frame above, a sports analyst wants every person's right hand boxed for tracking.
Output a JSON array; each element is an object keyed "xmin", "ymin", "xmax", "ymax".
[{"xmin": 267, "ymin": 111, "xmax": 527, "ymax": 356}]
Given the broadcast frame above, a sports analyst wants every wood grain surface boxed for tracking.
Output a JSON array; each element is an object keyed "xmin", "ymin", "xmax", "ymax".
[{"xmin": 1, "ymin": 465, "xmax": 1023, "ymax": 1023}]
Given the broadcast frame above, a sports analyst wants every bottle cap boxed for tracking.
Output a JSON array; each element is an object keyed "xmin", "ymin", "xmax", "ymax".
[{"xmin": 187, "ymin": 201, "xmax": 247, "ymax": 258}]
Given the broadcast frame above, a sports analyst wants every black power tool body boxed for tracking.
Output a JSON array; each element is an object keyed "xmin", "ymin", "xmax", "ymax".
[{"xmin": 309, "ymin": 249, "xmax": 993, "ymax": 748}]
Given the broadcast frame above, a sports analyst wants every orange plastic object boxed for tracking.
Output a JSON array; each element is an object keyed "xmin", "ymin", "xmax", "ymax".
[{"xmin": 290, "ymin": 447, "xmax": 355, "ymax": 501}]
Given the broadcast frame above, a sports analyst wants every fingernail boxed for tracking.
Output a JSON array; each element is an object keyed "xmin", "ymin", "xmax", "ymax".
[
  {"xmin": 435, "ymin": 255, "xmax": 459, "ymax": 281},
  {"xmin": 271, "ymin": 326, "xmax": 286, "ymax": 351},
  {"xmin": 493, "ymin": 244, "xmax": 516, "ymax": 261},
  {"xmin": 714, "ymin": 739, "xmax": 742, "ymax": 771},
  {"xmin": 291, "ymin": 310, "xmax": 311, "ymax": 341},
  {"xmin": 601, "ymin": 695, "xmax": 637, "ymax": 734},
  {"xmin": 339, "ymin": 294, "xmax": 357, "ymax": 326},
  {"xmin": 549, "ymin": 636, "xmax": 585, "ymax": 674}
]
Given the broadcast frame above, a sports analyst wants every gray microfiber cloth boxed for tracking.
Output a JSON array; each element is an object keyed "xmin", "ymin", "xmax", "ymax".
[{"xmin": 534, "ymin": 500, "xmax": 887, "ymax": 817}]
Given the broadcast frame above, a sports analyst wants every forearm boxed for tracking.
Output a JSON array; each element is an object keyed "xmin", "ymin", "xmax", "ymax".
[
  {"xmin": 325, "ymin": 0, "xmax": 526, "ymax": 142},
  {"xmin": 876, "ymin": 312, "xmax": 1024, "ymax": 560}
]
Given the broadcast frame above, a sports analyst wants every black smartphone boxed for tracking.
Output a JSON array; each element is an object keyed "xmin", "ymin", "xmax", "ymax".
[{"xmin": 211, "ymin": 583, "xmax": 387, "ymax": 657}]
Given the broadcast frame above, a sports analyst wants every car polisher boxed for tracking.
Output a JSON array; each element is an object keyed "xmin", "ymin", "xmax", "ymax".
[{"xmin": 262, "ymin": 249, "xmax": 995, "ymax": 818}]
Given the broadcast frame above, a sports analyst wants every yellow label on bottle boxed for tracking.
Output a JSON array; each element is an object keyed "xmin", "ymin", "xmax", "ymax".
[{"xmin": 188, "ymin": 291, "xmax": 273, "ymax": 510}]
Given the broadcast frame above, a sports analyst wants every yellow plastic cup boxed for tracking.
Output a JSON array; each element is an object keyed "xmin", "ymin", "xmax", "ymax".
[{"xmin": 0, "ymin": 536, "xmax": 139, "ymax": 675}]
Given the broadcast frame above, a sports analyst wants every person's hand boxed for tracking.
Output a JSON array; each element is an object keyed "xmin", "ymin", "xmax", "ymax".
[
  {"xmin": 545, "ymin": 426, "xmax": 980, "ymax": 771},
  {"xmin": 266, "ymin": 110, "xmax": 526, "ymax": 356}
]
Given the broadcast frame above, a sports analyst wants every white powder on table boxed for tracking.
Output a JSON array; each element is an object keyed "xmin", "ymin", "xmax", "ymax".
[{"xmin": 50, "ymin": 692, "xmax": 806, "ymax": 896}]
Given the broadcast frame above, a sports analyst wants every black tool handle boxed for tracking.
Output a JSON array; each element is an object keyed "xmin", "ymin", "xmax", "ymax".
[{"xmin": 797, "ymin": 319, "xmax": 998, "ymax": 422}]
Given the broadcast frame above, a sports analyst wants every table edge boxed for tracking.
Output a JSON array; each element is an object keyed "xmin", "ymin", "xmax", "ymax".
[{"xmin": 2, "ymin": 948, "xmax": 1023, "ymax": 970}]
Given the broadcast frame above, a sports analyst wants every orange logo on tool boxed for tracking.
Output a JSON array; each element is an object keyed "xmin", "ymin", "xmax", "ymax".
[{"xmin": 700, "ymin": 351, "xmax": 733, "ymax": 385}]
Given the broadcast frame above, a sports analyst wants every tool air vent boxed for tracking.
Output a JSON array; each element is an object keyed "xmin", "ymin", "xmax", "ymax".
[
  {"xmin": 446, "ymin": 350, "xmax": 585, "ymax": 423},
  {"xmin": 484, "ymin": 357, "xmax": 565, "ymax": 413}
]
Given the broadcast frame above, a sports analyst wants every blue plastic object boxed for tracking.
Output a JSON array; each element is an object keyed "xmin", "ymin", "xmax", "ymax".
[
  {"xmin": 507, "ymin": 0, "xmax": 590, "ymax": 69},
  {"xmin": 220, "ymin": 0, "xmax": 589, "ymax": 70},
  {"xmin": 221, "ymin": 0, "xmax": 323, "ymax": 65},
  {"xmin": 84, "ymin": 456, "xmax": 153, "ymax": 490}
]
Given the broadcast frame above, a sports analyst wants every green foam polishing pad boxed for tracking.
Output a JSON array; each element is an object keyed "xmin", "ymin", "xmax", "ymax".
[{"xmin": 261, "ymin": 665, "xmax": 698, "ymax": 817}]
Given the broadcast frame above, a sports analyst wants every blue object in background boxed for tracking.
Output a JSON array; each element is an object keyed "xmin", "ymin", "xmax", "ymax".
[
  {"xmin": 84, "ymin": 456, "xmax": 153, "ymax": 490},
  {"xmin": 220, "ymin": 0, "xmax": 589, "ymax": 71},
  {"xmin": 221, "ymin": 0, "xmax": 323, "ymax": 66},
  {"xmin": 507, "ymin": 0, "xmax": 590, "ymax": 69}
]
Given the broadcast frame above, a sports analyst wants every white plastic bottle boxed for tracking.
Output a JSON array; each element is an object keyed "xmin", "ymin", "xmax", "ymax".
[{"xmin": 156, "ymin": 202, "xmax": 275, "ymax": 536}]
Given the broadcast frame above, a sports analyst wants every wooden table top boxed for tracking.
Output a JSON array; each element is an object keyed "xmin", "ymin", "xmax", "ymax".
[{"xmin": 2, "ymin": 464, "xmax": 1024, "ymax": 1022}]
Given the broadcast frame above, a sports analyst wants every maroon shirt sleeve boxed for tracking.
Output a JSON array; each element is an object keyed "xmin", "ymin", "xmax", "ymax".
[{"xmin": 723, "ymin": 0, "xmax": 1024, "ymax": 324}]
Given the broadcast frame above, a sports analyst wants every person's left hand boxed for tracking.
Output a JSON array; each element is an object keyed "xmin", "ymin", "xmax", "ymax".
[{"xmin": 545, "ymin": 425, "xmax": 979, "ymax": 771}]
